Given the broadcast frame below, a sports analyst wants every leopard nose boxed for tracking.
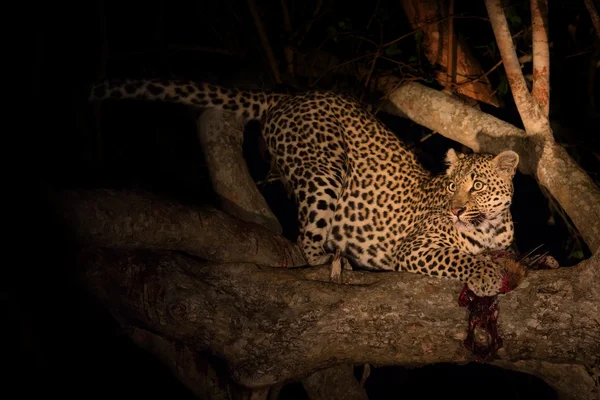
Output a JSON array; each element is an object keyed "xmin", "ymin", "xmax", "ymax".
[{"xmin": 451, "ymin": 207, "xmax": 466, "ymax": 217}]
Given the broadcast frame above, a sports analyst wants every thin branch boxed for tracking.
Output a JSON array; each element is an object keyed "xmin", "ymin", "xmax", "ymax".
[
  {"xmin": 280, "ymin": 0, "xmax": 295, "ymax": 78},
  {"xmin": 379, "ymin": 56, "xmax": 421, "ymax": 72},
  {"xmin": 356, "ymin": 0, "xmax": 381, "ymax": 54},
  {"xmin": 246, "ymin": 0, "xmax": 282, "ymax": 84},
  {"xmin": 310, "ymin": 52, "xmax": 377, "ymax": 87},
  {"xmin": 318, "ymin": 32, "xmax": 378, "ymax": 50},
  {"xmin": 108, "ymin": 45, "xmax": 242, "ymax": 59},
  {"xmin": 292, "ymin": 0, "xmax": 324, "ymax": 46},
  {"xmin": 447, "ymin": 0, "xmax": 456, "ymax": 86},
  {"xmin": 530, "ymin": 0, "xmax": 551, "ymax": 116},
  {"xmin": 484, "ymin": 0, "xmax": 548, "ymax": 134},
  {"xmin": 383, "ymin": 15, "xmax": 451, "ymax": 49},
  {"xmin": 584, "ymin": 0, "xmax": 600, "ymax": 41},
  {"xmin": 452, "ymin": 59, "xmax": 504, "ymax": 89}
]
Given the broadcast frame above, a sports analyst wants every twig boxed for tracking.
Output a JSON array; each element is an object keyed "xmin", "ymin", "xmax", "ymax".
[
  {"xmin": 453, "ymin": 15, "xmax": 491, "ymax": 22},
  {"xmin": 452, "ymin": 59, "xmax": 503, "ymax": 88},
  {"xmin": 518, "ymin": 54, "xmax": 533, "ymax": 64},
  {"xmin": 383, "ymin": 15, "xmax": 451, "ymax": 49},
  {"xmin": 356, "ymin": 0, "xmax": 381, "ymax": 54},
  {"xmin": 280, "ymin": 0, "xmax": 295, "ymax": 78},
  {"xmin": 362, "ymin": 24, "xmax": 383, "ymax": 100},
  {"xmin": 293, "ymin": 0, "xmax": 324, "ymax": 46},
  {"xmin": 246, "ymin": 0, "xmax": 282, "ymax": 84},
  {"xmin": 565, "ymin": 49, "xmax": 593, "ymax": 59},
  {"xmin": 379, "ymin": 56, "xmax": 420, "ymax": 72},
  {"xmin": 310, "ymin": 52, "xmax": 377, "ymax": 87},
  {"xmin": 318, "ymin": 32, "xmax": 378, "ymax": 50},
  {"xmin": 108, "ymin": 45, "xmax": 241, "ymax": 59},
  {"xmin": 447, "ymin": 0, "xmax": 456, "ymax": 87}
]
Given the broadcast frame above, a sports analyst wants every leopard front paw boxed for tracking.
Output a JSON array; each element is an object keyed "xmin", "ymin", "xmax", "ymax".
[{"xmin": 466, "ymin": 261, "xmax": 505, "ymax": 297}]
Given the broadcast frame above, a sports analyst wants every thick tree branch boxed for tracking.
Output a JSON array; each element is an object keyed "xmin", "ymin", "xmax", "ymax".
[
  {"xmin": 530, "ymin": 0, "xmax": 550, "ymax": 116},
  {"xmin": 484, "ymin": 0, "xmax": 549, "ymax": 134},
  {"xmin": 78, "ymin": 246, "xmax": 600, "ymax": 399},
  {"xmin": 198, "ymin": 108, "xmax": 282, "ymax": 234},
  {"xmin": 51, "ymin": 188, "xmax": 305, "ymax": 268},
  {"xmin": 379, "ymin": 80, "xmax": 600, "ymax": 254}
]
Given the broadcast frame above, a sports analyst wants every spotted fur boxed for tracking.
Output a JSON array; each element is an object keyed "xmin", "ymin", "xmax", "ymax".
[{"xmin": 89, "ymin": 79, "xmax": 520, "ymax": 296}]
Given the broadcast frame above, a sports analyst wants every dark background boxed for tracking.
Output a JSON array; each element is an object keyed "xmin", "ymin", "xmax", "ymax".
[{"xmin": 9, "ymin": 0, "xmax": 599, "ymax": 398}]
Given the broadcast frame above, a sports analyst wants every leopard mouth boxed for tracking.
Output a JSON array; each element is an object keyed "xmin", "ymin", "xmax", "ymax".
[{"xmin": 450, "ymin": 211, "xmax": 486, "ymax": 230}]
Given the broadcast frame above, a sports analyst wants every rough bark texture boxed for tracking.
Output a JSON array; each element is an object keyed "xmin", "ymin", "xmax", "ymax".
[
  {"xmin": 401, "ymin": 0, "xmax": 501, "ymax": 107},
  {"xmin": 51, "ymin": 188, "xmax": 305, "ymax": 268},
  {"xmin": 197, "ymin": 108, "xmax": 282, "ymax": 234},
  {"xmin": 530, "ymin": 0, "xmax": 550, "ymax": 116},
  {"xmin": 76, "ymin": 245, "xmax": 600, "ymax": 399},
  {"xmin": 379, "ymin": 80, "xmax": 600, "ymax": 254}
]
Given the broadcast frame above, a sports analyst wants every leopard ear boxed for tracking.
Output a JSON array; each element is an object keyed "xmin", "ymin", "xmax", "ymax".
[
  {"xmin": 445, "ymin": 148, "xmax": 461, "ymax": 174},
  {"xmin": 493, "ymin": 150, "xmax": 519, "ymax": 177}
]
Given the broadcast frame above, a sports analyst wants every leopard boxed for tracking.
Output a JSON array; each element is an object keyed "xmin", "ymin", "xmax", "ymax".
[{"xmin": 88, "ymin": 78, "xmax": 520, "ymax": 297}]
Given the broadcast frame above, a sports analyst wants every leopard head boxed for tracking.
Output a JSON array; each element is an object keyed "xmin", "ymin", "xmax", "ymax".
[{"xmin": 444, "ymin": 149, "xmax": 519, "ymax": 231}]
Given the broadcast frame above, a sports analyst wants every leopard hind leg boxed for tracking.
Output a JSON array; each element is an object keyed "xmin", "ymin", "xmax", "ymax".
[{"xmin": 287, "ymin": 162, "xmax": 346, "ymax": 269}]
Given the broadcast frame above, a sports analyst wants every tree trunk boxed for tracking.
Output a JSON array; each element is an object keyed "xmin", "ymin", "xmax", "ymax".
[
  {"xmin": 75, "ymin": 243, "xmax": 599, "ymax": 399},
  {"xmin": 51, "ymin": 184, "xmax": 600, "ymax": 399}
]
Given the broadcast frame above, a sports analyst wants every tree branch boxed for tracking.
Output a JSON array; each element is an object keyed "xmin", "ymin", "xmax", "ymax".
[
  {"xmin": 246, "ymin": 0, "xmax": 282, "ymax": 85},
  {"xmin": 77, "ymin": 245, "xmax": 600, "ymax": 399},
  {"xmin": 484, "ymin": 0, "xmax": 549, "ymax": 134},
  {"xmin": 197, "ymin": 108, "xmax": 282, "ymax": 234},
  {"xmin": 51, "ymin": 188, "xmax": 305, "ymax": 268},
  {"xmin": 530, "ymin": 0, "xmax": 551, "ymax": 116}
]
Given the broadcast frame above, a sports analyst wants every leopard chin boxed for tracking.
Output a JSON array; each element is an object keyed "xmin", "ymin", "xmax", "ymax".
[
  {"xmin": 453, "ymin": 220, "xmax": 476, "ymax": 232},
  {"xmin": 451, "ymin": 211, "xmax": 487, "ymax": 231}
]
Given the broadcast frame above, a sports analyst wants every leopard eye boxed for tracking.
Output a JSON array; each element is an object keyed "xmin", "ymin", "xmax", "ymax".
[
  {"xmin": 472, "ymin": 180, "xmax": 484, "ymax": 191},
  {"xmin": 447, "ymin": 182, "xmax": 456, "ymax": 192}
]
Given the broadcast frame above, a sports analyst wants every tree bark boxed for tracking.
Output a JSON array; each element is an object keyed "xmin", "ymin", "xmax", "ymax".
[
  {"xmin": 530, "ymin": 0, "xmax": 550, "ymax": 116},
  {"xmin": 197, "ymin": 108, "xmax": 282, "ymax": 234},
  {"xmin": 52, "ymin": 188, "xmax": 304, "ymax": 268},
  {"xmin": 485, "ymin": 0, "xmax": 550, "ymax": 135},
  {"xmin": 75, "ymin": 243, "xmax": 599, "ymax": 399}
]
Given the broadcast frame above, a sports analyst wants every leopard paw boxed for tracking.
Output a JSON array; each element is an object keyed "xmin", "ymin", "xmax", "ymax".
[
  {"xmin": 330, "ymin": 248, "xmax": 343, "ymax": 283},
  {"xmin": 466, "ymin": 261, "xmax": 505, "ymax": 297}
]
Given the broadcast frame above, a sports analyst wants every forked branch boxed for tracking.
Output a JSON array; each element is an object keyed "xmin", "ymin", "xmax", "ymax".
[{"xmin": 484, "ymin": 0, "xmax": 549, "ymax": 134}]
